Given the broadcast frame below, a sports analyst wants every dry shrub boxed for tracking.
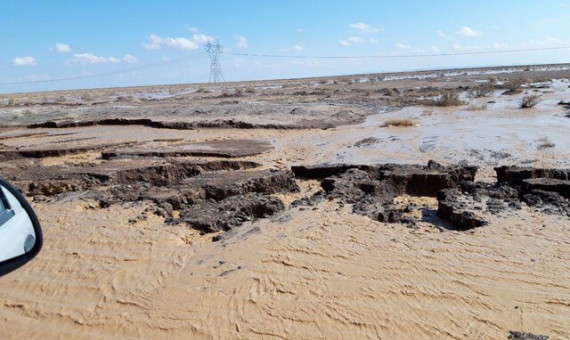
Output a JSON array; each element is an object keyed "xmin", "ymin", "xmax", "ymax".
[
  {"xmin": 468, "ymin": 86, "xmax": 493, "ymax": 98},
  {"xmin": 536, "ymin": 137, "xmax": 555, "ymax": 149},
  {"xmin": 430, "ymin": 90, "xmax": 465, "ymax": 106},
  {"xmin": 521, "ymin": 95, "xmax": 540, "ymax": 108},
  {"xmin": 245, "ymin": 86, "xmax": 255, "ymax": 94},
  {"xmin": 503, "ymin": 78, "xmax": 525, "ymax": 94},
  {"xmin": 80, "ymin": 93, "xmax": 94, "ymax": 101},
  {"xmin": 8, "ymin": 97, "xmax": 19, "ymax": 106},
  {"xmin": 382, "ymin": 119, "xmax": 415, "ymax": 127},
  {"xmin": 466, "ymin": 103, "xmax": 488, "ymax": 111},
  {"xmin": 382, "ymin": 88, "xmax": 399, "ymax": 96}
]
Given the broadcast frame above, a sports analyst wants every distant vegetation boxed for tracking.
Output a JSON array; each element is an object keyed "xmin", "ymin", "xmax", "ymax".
[
  {"xmin": 467, "ymin": 86, "xmax": 493, "ymax": 98},
  {"xmin": 503, "ymin": 78, "xmax": 526, "ymax": 95},
  {"xmin": 430, "ymin": 90, "xmax": 465, "ymax": 107}
]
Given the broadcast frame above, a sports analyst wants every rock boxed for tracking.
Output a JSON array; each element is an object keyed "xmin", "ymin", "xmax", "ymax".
[
  {"xmin": 495, "ymin": 166, "xmax": 570, "ymax": 185},
  {"xmin": 290, "ymin": 190, "xmax": 325, "ymax": 208},
  {"xmin": 179, "ymin": 194, "xmax": 285, "ymax": 233},
  {"xmin": 292, "ymin": 161, "xmax": 479, "ymax": 227},
  {"xmin": 521, "ymin": 178, "xmax": 570, "ymax": 199},
  {"xmin": 181, "ymin": 169, "xmax": 299, "ymax": 201},
  {"xmin": 154, "ymin": 202, "xmax": 173, "ymax": 218},
  {"xmin": 383, "ymin": 168, "xmax": 456, "ymax": 196},
  {"xmin": 376, "ymin": 208, "xmax": 403, "ymax": 223},
  {"xmin": 291, "ymin": 163, "xmax": 370, "ymax": 179},
  {"xmin": 436, "ymin": 190, "xmax": 487, "ymax": 230},
  {"xmin": 522, "ymin": 190, "xmax": 570, "ymax": 216}
]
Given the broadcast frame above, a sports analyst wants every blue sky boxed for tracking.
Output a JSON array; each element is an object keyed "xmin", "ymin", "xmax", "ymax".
[{"xmin": 2, "ymin": 0, "xmax": 570, "ymax": 93}]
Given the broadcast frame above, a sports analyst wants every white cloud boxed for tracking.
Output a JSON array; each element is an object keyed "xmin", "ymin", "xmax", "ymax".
[
  {"xmin": 396, "ymin": 43, "xmax": 410, "ymax": 49},
  {"xmin": 437, "ymin": 30, "xmax": 449, "ymax": 39},
  {"xmin": 493, "ymin": 42, "xmax": 507, "ymax": 49},
  {"xmin": 192, "ymin": 34, "xmax": 213, "ymax": 44},
  {"xmin": 453, "ymin": 44, "xmax": 465, "ymax": 52},
  {"xmin": 55, "ymin": 42, "xmax": 71, "ymax": 53},
  {"xmin": 339, "ymin": 36, "xmax": 364, "ymax": 46},
  {"xmin": 69, "ymin": 53, "xmax": 137, "ymax": 65},
  {"xmin": 492, "ymin": 36, "xmax": 568, "ymax": 51},
  {"xmin": 452, "ymin": 44, "xmax": 480, "ymax": 52},
  {"xmin": 12, "ymin": 56, "xmax": 36, "ymax": 66},
  {"xmin": 545, "ymin": 36, "xmax": 566, "ymax": 45},
  {"xmin": 349, "ymin": 22, "xmax": 383, "ymax": 33},
  {"xmin": 417, "ymin": 46, "xmax": 442, "ymax": 54},
  {"xmin": 235, "ymin": 35, "xmax": 248, "ymax": 49},
  {"xmin": 187, "ymin": 27, "xmax": 198, "ymax": 33},
  {"xmin": 456, "ymin": 26, "xmax": 483, "ymax": 37},
  {"xmin": 144, "ymin": 34, "xmax": 197, "ymax": 50},
  {"xmin": 428, "ymin": 46, "xmax": 441, "ymax": 53},
  {"xmin": 144, "ymin": 33, "xmax": 213, "ymax": 50},
  {"xmin": 369, "ymin": 38, "xmax": 378, "ymax": 44},
  {"xmin": 233, "ymin": 58, "xmax": 245, "ymax": 67},
  {"xmin": 122, "ymin": 54, "xmax": 138, "ymax": 63},
  {"xmin": 287, "ymin": 58, "xmax": 322, "ymax": 67},
  {"xmin": 279, "ymin": 45, "xmax": 304, "ymax": 53}
]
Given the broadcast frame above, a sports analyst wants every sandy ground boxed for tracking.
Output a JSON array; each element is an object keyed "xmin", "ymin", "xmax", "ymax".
[{"xmin": 0, "ymin": 67, "xmax": 569, "ymax": 339}]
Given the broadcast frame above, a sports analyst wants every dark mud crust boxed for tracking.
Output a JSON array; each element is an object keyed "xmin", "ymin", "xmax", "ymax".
[
  {"xmin": 435, "ymin": 167, "xmax": 570, "ymax": 229},
  {"xmin": 179, "ymin": 194, "xmax": 285, "ymax": 233},
  {"xmin": 292, "ymin": 162, "xmax": 570, "ymax": 230},
  {"xmin": 1, "ymin": 155, "xmax": 300, "ymax": 234},
  {"xmin": 0, "ymin": 142, "xmax": 138, "ymax": 161},
  {"xmin": 3, "ymin": 149, "xmax": 568, "ymax": 234},
  {"xmin": 102, "ymin": 139, "xmax": 274, "ymax": 159},
  {"xmin": 0, "ymin": 138, "xmax": 273, "ymax": 161},
  {"xmin": 292, "ymin": 160, "xmax": 478, "ymax": 227},
  {"xmin": 495, "ymin": 166, "xmax": 570, "ymax": 185},
  {"xmin": 26, "ymin": 117, "xmax": 337, "ymax": 130},
  {"xmin": 508, "ymin": 331, "xmax": 549, "ymax": 340}
]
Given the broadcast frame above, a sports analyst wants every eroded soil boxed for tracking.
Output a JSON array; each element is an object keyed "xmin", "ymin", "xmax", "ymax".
[{"xmin": 0, "ymin": 65, "xmax": 569, "ymax": 339}]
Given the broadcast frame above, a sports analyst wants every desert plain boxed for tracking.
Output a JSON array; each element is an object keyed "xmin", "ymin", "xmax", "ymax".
[{"xmin": 0, "ymin": 64, "xmax": 569, "ymax": 339}]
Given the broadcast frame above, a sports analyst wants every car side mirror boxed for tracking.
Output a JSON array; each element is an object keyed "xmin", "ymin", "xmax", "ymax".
[{"xmin": 0, "ymin": 177, "xmax": 43, "ymax": 276}]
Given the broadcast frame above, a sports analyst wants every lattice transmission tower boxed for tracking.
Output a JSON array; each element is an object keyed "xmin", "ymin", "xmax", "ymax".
[{"xmin": 205, "ymin": 40, "xmax": 225, "ymax": 83}]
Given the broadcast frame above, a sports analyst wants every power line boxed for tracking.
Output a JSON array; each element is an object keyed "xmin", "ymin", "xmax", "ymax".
[
  {"xmin": 0, "ymin": 53, "xmax": 206, "ymax": 86},
  {"xmin": 226, "ymin": 45, "xmax": 570, "ymax": 59},
  {"xmin": 3, "ymin": 44, "xmax": 569, "ymax": 87},
  {"xmin": 205, "ymin": 40, "xmax": 225, "ymax": 83}
]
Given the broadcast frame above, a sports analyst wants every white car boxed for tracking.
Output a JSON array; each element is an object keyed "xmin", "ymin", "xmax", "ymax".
[{"xmin": 0, "ymin": 178, "xmax": 43, "ymax": 276}]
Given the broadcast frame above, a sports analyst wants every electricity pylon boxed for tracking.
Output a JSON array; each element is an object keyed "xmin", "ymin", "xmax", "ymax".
[{"xmin": 205, "ymin": 40, "xmax": 225, "ymax": 83}]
